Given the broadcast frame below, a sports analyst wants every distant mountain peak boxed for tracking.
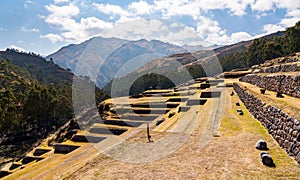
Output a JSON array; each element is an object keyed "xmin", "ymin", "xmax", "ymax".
[{"xmin": 47, "ymin": 36, "xmax": 187, "ymax": 88}]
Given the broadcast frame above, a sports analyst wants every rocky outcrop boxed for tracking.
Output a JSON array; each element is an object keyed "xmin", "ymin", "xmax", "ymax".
[
  {"xmin": 241, "ymin": 74, "xmax": 300, "ymax": 98},
  {"xmin": 233, "ymin": 83, "xmax": 300, "ymax": 164}
]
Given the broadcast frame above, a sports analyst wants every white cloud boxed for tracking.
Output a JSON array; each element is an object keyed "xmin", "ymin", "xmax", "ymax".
[
  {"xmin": 54, "ymin": 0, "xmax": 70, "ymax": 4},
  {"xmin": 163, "ymin": 26, "xmax": 203, "ymax": 45},
  {"xmin": 204, "ymin": 31, "xmax": 252, "ymax": 45},
  {"xmin": 251, "ymin": 0, "xmax": 274, "ymax": 12},
  {"xmin": 230, "ymin": 32, "xmax": 252, "ymax": 42},
  {"xmin": 260, "ymin": 0, "xmax": 300, "ymax": 34},
  {"xmin": 61, "ymin": 17, "xmax": 113, "ymax": 41},
  {"xmin": 102, "ymin": 18, "xmax": 206, "ymax": 46},
  {"xmin": 105, "ymin": 18, "xmax": 163, "ymax": 39},
  {"xmin": 93, "ymin": 3, "xmax": 130, "ymax": 17},
  {"xmin": 280, "ymin": 18, "xmax": 300, "ymax": 27},
  {"xmin": 40, "ymin": 33, "xmax": 64, "ymax": 43},
  {"xmin": 194, "ymin": 15, "xmax": 253, "ymax": 45},
  {"xmin": 40, "ymin": 0, "xmax": 300, "ymax": 48},
  {"xmin": 263, "ymin": 24, "xmax": 285, "ymax": 34},
  {"xmin": 275, "ymin": 0, "xmax": 300, "ymax": 11},
  {"xmin": 115, "ymin": 16, "xmax": 140, "ymax": 24},
  {"xmin": 21, "ymin": 26, "xmax": 40, "ymax": 33},
  {"xmin": 10, "ymin": 45, "xmax": 28, "ymax": 52},
  {"xmin": 153, "ymin": 0, "xmax": 201, "ymax": 19},
  {"xmin": 196, "ymin": 16, "xmax": 225, "ymax": 37},
  {"xmin": 287, "ymin": 10, "xmax": 300, "ymax": 18},
  {"xmin": 129, "ymin": 0, "xmax": 154, "ymax": 15},
  {"xmin": 43, "ymin": 3, "xmax": 113, "ymax": 42},
  {"xmin": 194, "ymin": 0, "xmax": 255, "ymax": 16},
  {"xmin": 45, "ymin": 4, "xmax": 79, "ymax": 20}
]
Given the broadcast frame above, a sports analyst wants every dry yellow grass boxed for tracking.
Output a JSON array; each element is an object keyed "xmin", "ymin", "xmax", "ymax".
[
  {"xmin": 5, "ymin": 82, "xmax": 300, "ymax": 179},
  {"xmin": 237, "ymin": 81, "xmax": 300, "ymax": 120},
  {"xmin": 64, "ymin": 86, "xmax": 300, "ymax": 179}
]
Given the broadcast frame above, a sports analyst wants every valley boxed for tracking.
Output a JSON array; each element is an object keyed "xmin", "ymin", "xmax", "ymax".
[
  {"xmin": 1, "ymin": 52, "xmax": 300, "ymax": 179},
  {"xmin": 0, "ymin": 19, "xmax": 299, "ymax": 179}
]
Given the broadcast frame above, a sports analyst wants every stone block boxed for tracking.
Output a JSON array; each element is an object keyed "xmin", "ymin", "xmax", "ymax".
[
  {"xmin": 255, "ymin": 139, "xmax": 268, "ymax": 150},
  {"xmin": 260, "ymin": 152, "xmax": 275, "ymax": 167},
  {"xmin": 237, "ymin": 109, "xmax": 244, "ymax": 115},
  {"xmin": 296, "ymin": 153, "xmax": 300, "ymax": 164},
  {"xmin": 293, "ymin": 147, "xmax": 300, "ymax": 156},
  {"xmin": 293, "ymin": 131, "xmax": 299, "ymax": 137},
  {"xmin": 297, "ymin": 133, "xmax": 300, "ymax": 141}
]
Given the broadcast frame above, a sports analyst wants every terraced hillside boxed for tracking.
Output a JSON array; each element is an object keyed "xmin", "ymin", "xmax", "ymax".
[
  {"xmin": 1, "ymin": 53, "xmax": 300, "ymax": 179},
  {"xmin": 236, "ymin": 52, "xmax": 300, "ymax": 163}
]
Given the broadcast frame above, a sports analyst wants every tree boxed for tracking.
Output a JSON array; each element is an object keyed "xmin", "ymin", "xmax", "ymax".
[{"xmin": 285, "ymin": 21, "xmax": 300, "ymax": 53}]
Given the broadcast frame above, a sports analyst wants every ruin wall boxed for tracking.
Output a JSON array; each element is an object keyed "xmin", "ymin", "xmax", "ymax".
[
  {"xmin": 241, "ymin": 74, "xmax": 300, "ymax": 98},
  {"xmin": 233, "ymin": 83, "xmax": 300, "ymax": 164}
]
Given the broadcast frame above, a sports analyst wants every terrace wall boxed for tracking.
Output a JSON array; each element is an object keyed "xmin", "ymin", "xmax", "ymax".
[
  {"xmin": 240, "ymin": 74, "xmax": 300, "ymax": 98},
  {"xmin": 233, "ymin": 83, "xmax": 300, "ymax": 164}
]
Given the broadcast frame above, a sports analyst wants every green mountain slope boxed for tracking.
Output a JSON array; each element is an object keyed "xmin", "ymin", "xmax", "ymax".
[
  {"xmin": 0, "ymin": 49, "xmax": 73, "ymax": 85},
  {"xmin": 0, "ymin": 52, "xmax": 109, "ymax": 166}
]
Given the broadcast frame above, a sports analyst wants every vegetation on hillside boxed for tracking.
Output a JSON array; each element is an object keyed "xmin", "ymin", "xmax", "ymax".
[
  {"xmin": 0, "ymin": 59, "xmax": 73, "ymax": 143},
  {"xmin": 0, "ymin": 51, "xmax": 109, "ymax": 146},
  {"xmin": 220, "ymin": 21, "xmax": 300, "ymax": 71},
  {"xmin": 0, "ymin": 49, "xmax": 73, "ymax": 85}
]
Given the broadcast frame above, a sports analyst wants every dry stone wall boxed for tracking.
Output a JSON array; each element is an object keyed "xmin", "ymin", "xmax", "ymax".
[
  {"xmin": 241, "ymin": 74, "xmax": 300, "ymax": 98},
  {"xmin": 258, "ymin": 64, "xmax": 300, "ymax": 73},
  {"xmin": 233, "ymin": 83, "xmax": 300, "ymax": 164}
]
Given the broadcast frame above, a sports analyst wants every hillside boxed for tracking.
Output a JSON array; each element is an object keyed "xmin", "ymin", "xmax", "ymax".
[
  {"xmin": 0, "ymin": 51, "xmax": 109, "ymax": 171},
  {"xmin": 0, "ymin": 59, "xmax": 74, "ymax": 166},
  {"xmin": 128, "ymin": 31, "xmax": 285, "ymax": 77},
  {"xmin": 47, "ymin": 37, "xmax": 187, "ymax": 87},
  {"xmin": 0, "ymin": 49, "xmax": 73, "ymax": 85},
  {"xmin": 103, "ymin": 22, "xmax": 299, "ymax": 96},
  {"xmin": 1, "ymin": 52, "xmax": 300, "ymax": 179}
]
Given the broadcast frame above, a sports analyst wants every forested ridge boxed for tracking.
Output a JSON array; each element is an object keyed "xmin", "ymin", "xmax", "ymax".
[
  {"xmin": 0, "ymin": 49, "xmax": 73, "ymax": 85},
  {"xmin": 219, "ymin": 21, "xmax": 300, "ymax": 71},
  {"xmin": 0, "ymin": 51, "xmax": 109, "ymax": 163},
  {"xmin": 0, "ymin": 59, "xmax": 74, "ymax": 143}
]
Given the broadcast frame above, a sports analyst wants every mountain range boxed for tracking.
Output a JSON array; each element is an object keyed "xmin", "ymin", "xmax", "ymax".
[
  {"xmin": 47, "ymin": 37, "xmax": 188, "ymax": 87},
  {"xmin": 47, "ymin": 29, "xmax": 288, "ymax": 90}
]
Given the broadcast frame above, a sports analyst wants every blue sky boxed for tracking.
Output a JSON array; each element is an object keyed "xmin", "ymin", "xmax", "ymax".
[{"xmin": 0, "ymin": 0, "xmax": 299, "ymax": 55}]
